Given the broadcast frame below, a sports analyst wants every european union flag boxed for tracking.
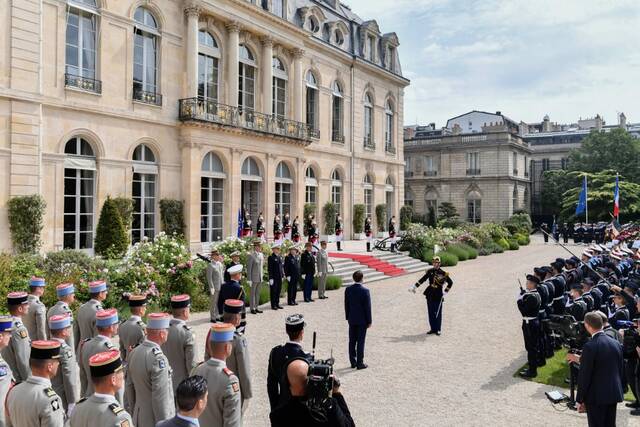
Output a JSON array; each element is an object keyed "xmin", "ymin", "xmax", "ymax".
[
  {"xmin": 237, "ymin": 209, "xmax": 243, "ymax": 238},
  {"xmin": 575, "ymin": 176, "xmax": 587, "ymax": 215}
]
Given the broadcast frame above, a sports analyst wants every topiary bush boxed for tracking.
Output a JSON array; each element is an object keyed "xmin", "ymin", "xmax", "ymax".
[
  {"xmin": 375, "ymin": 204, "xmax": 387, "ymax": 232},
  {"xmin": 455, "ymin": 243, "xmax": 478, "ymax": 259},
  {"xmin": 446, "ymin": 244, "xmax": 469, "ymax": 261},
  {"xmin": 159, "ymin": 199, "xmax": 185, "ymax": 237},
  {"xmin": 420, "ymin": 248, "xmax": 434, "ymax": 263},
  {"xmin": 436, "ymin": 251, "xmax": 458, "ymax": 266},
  {"xmin": 353, "ymin": 204, "xmax": 365, "ymax": 234},
  {"xmin": 95, "ymin": 197, "xmax": 128, "ymax": 259},
  {"xmin": 503, "ymin": 212, "xmax": 533, "ymax": 236},
  {"xmin": 478, "ymin": 247, "xmax": 492, "ymax": 256},
  {"xmin": 508, "ymin": 239, "xmax": 520, "ymax": 250},
  {"xmin": 496, "ymin": 238, "xmax": 510, "ymax": 250},
  {"xmin": 514, "ymin": 233, "xmax": 530, "ymax": 246},
  {"xmin": 400, "ymin": 205, "xmax": 413, "ymax": 230},
  {"xmin": 490, "ymin": 242, "xmax": 505, "ymax": 253},
  {"xmin": 7, "ymin": 195, "xmax": 46, "ymax": 254},
  {"xmin": 322, "ymin": 202, "xmax": 337, "ymax": 236},
  {"xmin": 112, "ymin": 197, "xmax": 134, "ymax": 235}
]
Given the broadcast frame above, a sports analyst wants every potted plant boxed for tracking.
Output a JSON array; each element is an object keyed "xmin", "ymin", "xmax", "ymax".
[
  {"xmin": 353, "ymin": 204, "xmax": 365, "ymax": 239},
  {"xmin": 321, "ymin": 202, "xmax": 338, "ymax": 242},
  {"xmin": 375, "ymin": 204, "xmax": 388, "ymax": 238}
]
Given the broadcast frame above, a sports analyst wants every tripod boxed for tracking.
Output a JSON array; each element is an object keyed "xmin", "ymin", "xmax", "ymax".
[{"xmin": 567, "ymin": 359, "xmax": 579, "ymax": 410}]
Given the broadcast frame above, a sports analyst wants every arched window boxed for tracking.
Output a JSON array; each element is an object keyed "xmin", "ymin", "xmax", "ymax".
[
  {"xmin": 467, "ymin": 190, "xmax": 482, "ymax": 224},
  {"xmin": 512, "ymin": 186, "xmax": 519, "ymax": 214},
  {"xmin": 198, "ymin": 30, "xmax": 220, "ymax": 102},
  {"xmin": 65, "ymin": 0, "xmax": 99, "ymax": 91},
  {"xmin": 201, "ymin": 152, "xmax": 226, "ymax": 243},
  {"xmin": 334, "ymin": 29, "xmax": 344, "ymax": 46},
  {"xmin": 272, "ymin": 57, "xmax": 287, "ymax": 119},
  {"xmin": 241, "ymin": 157, "xmax": 262, "ymax": 228},
  {"xmin": 306, "ymin": 16, "xmax": 319, "ymax": 33},
  {"xmin": 272, "ymin": 0, "xmax": 285, "ymax": 18},
  {"xmin": 331, "ymin": 81, "xmax": 343, "ymax": 142},
  {"xmin": 363, "ymin": 174, "xmax": 373, "ymax": 219},
  {"xmin": 331, "ymin": 169, "xmax": 342, "ymax": 215},
  {"xmin": 404, "ymin": 188, "xmax": 414, "ymax": 208},
  {"xmin": 425, "ymin": 189, "xmax": 438, "ymax": 220},
  {"xmin": 238, "ymin": 44, "xmax": 256, "ymax": 111},
  {"xmin": 305, "ymin": 166, "xmax": 317, "ymax": 208},
  {"xmin": 133, "ymin": 7, "xmax": 160, "ymax": 103},
  {"xmin": 275, "ymin": 162, "xmax": 292, "ymax": 216},
  {"xmin": 64, "ymin": 137, "xmax": 96, "ymax": 251},
  {"xmin": 241, "ymin": 157, "xmax": 261, "ymax": 177},
  {"xmin": 385, "ymin": 176, "xmax": 394, "ymax": 221},
  {"xmin": 364, "ymin": 92, "xmax": 374, "ymax": 148},
  {"xmin": 385, "ymin": 100, "xmax": 394, "ymax": 152},
  {"xmin": 306, "ymin": 71, "xmax": 319, "ymax": 135},
  {"xmin": 132, "ymin": 144, "xmax": 157, "ymax": 243}
]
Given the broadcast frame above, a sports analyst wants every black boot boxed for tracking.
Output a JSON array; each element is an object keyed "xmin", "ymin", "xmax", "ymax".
[
  {"xmin": 366, "ymin": 242, "xmax": 371, "ymax": 252},
  {"xmin": 337, "ymin": 241, "xmax": 341, "ymax": 251}
]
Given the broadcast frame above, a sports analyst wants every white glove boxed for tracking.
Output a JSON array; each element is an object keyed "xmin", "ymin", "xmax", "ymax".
[
  {"xmin": 287, "ymin": 276, "xmax": 291, "ymax": 282},
  {"xmin": 302, "ymin": 274, "xmax": 306, "ymax": 279},
  {"xmin": 67, "ymin": 403, "xmax": 76, "ymax": 416},
  {"xmin": 409, "ymin": 284, "xmax": 417, "ymax": 293},
  {"xmin": 269, "ymin": 279, "xmax": 274, "ymax": 286}
]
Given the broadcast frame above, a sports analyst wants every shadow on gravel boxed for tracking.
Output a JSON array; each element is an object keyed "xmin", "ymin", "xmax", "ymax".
[
  {"xmin": 480, "ymin": 352, "xmax": 527, "ymax": 391},
  {"xmin": 385, "ymin": 333, "xmax": 429, "ymax": 343},
  {"xmin": 334, "ymin": 367, "xmax": 359, "ymax": 377}
]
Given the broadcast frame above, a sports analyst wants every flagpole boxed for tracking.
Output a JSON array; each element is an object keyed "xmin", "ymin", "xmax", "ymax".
[
  {"xmin": 584, "ymin": 175, "xmax": 588, "ymax": 224},
  {"xmin": 616, "ymin": 173, "xmax": 619, "ymax": 222}
]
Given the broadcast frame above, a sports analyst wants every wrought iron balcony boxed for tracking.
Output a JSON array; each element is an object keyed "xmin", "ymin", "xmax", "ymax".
[
  {"xmin": 308, "ymin": 127, "xmax": 320, "ymax": 139},
  {"xmin": 332, "ymin": 131, "xmax": 344, "ymax": 143},
  {"xmin": 364, "ymin": 136, "xmax": 375, "ymax": 150},
  {"xmin": 178, "ymin": 97, "xmax": 311, "ymax": 142},
  {"xmin": 65, "ymin": 73, "xmax": 102, "ymax": 94},
  {"xmin": 385, "ymin": 145, "xmax": 396, "ymax": 154},
  {"xmin": 404, "ymin": 171, "xmax": 414, "ymax": 177},
  {"xmin": 466, "ymin": 168, "xmax": 481, "ymax": 176},
  {"xmin": 424, "ymin": 170, "xmax": 438, "ymax": 177},
  {"xmin": 133, "ymin": 87, "xmax": 162, "ymax": 106}
]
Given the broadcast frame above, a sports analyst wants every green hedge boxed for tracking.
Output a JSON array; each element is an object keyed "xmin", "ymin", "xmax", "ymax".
[
  {"xmin": 437, "ymin": 251, "xmax": 458, "ymax": 266},
  {"xmin": 375, "ymin": 204, "xmax": 387, "ymax": 232},
  {"xmin": 446, "ymin": 244, "xmax": 468, "ymax": 261},
  {"xmin": 95, "ymin": 197, "xmax": 128, "ymax": 259},
  {"xmin": 508, "ymin": 239, "xmax": 520, "ymax": 250},
  {"xmin": 353, "ymin": 205, "xmax": 365, "ymax": 233},
  {"xmin": 159, "ymin": 199, "xmax": 185, "ymax": 237},
  {"xmin": 7, "ymin": 195, "xmax": 46, "ymax": 254},
  {"xmin": 400, "ymin": 205, "xmax": 413, "ymax": 230},
  {"xmin": 514, "ymin": 233, "xmax": 530, "ymax": 246},
  {"xmin": 322, "ymin": 202, "xmax": 337, "ymax": 236}
]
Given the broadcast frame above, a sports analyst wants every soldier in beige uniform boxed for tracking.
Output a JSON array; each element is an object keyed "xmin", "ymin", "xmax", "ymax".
[
  {"xmin": 194, "ymin": 323, "xmax": 241, "ymax": 427},
  {"xmin": 317, "ymin": 240, "xmax": 330, "ymax": 299},
  {"xmin": 222, "ymin": 299, "xmax": 252, "ymax": 413},
  {"xmin": 6, "ymin": 340, "xmax": 64, "ymax": 427},
  {"xmin": 74, "ymin": 281, "xmax": 107, "ymax": 353},
  {"xmin": 2, "ymin": 292, "xmax": 32, "ymax": 383},
  {"xmin": 24, "ymin": 276, "xmax": 47, "ymax": 341},
  {"xmin": 79, "ymin": 308, "xmax": 118, "ymax": 399},
  {"xmin": 162, "ymin": 294, "xmax": 195, "ymax": 391},
  {"xmin": 206, "ymin": 249, "xmax": 225, "ymax": 322},
  {"xmin": 48, "ymin": 314, "xmax": 80, "ymax": 415},
  {"xmin": 0, "ymin": 316, "xmax": 15, "ymax": 427},
  {"xmin": 119, "ymin": 294, "xmax": 147, "ymax": 361},
  {"xmin": 47, "ymin": 283, "xmax": 76, "ymax": 350},
  {"xmin": 69, "ymin": 350, "xmax": 132, "ymax": 427},
  {"xmin": 246, "ymin": 241, "xmax": 265, "ymax": 314},
  {"xmin": 126, "ymin": 313, "xmax": 175, "ymax": 427}
]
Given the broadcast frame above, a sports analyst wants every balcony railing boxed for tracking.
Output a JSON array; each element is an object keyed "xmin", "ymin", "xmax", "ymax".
[
  {"xmin": 332, "ymin": 130, "xmax": 345, "ymax": 143},
  {"xmin": 133, "ymin": 87, "xmax": 162, "ymax": 106},
  {"xmin": 404, "ymin": 171, "xmax": 414, "ymax": 177},
  {"xmin": 65, "ymin": 73, "xmax": 102, "ymax": 94},
  {"xmin": 385, "ymin": 145, "xmax": 396, "ymax": 154},
  {"xmin": 424, "ymin": 170, "xmax": 438, "ymax": 177},
  {"xmin": 513, "ymin": 169, "xmax": 518, "ymax": 175},
  {"xmin": 466, "ymin": 168, "xmax": 481, "ymax": 175},
  {"xmin": 178, "ymin": 97, "xmax": 311, "ymax": 142},
  {"xmin": 308, "ymin": 127, "xmax": 320, "ymax": 139},
  {"xmin": 364, "ymin": 136, "xmax": 375, "ymax": 150}
]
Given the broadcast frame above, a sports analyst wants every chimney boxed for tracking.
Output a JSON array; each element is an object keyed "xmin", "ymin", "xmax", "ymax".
[
  {"xmin": 595, "ymin": 114, "xmax": 603, "ymax": 130},
  {"xmin": 619, "ymin": 112, "xmax": 627, "ymax": 128},
  {"xmin": 429, "ymin": 122, "xmax": 436, "ymax": 129},
  {"xmin": 452, "ymin": 123, "xmax": 461, "ymax": 135},
  {"xmin": 496, "ymin": 111, "xmax": 501, "ymax": 116}
]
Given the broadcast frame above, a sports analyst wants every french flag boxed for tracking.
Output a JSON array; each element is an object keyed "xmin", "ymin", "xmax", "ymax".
[{"xmin": 613, "ymin": 175, "xmax": 620, "ymax": 218}]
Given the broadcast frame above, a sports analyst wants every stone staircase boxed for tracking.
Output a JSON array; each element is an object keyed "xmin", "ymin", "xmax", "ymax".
[{"xmin": 329, "ymin": 251, "xmax": 430, "ymax": 286}]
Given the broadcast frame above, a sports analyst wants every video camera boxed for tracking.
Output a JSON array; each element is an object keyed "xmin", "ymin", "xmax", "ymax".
[
  {"xmin": 305, "ymin": 332, "xmax": 338, "ymax": 422},
  {"xmin": 547, "ymin": 314, "xmax": 589, "ymax": 350},
  {"xmin": 619, "ymin": 321, "xmax": 640, "ymax": 358}
]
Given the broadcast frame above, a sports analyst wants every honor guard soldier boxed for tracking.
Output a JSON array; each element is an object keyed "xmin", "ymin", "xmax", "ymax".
[
  {"xmin": 256, "ymin": 212, "xmax": 266, "ymax": 242},
  {"xmin": 283, "ymin": 213, "xmax": 292, "ymax": 241},
  {"xmin": 162, "ymin": 295, "xmax": 196, "ymax": 391},
  {"xmin": 193, "ymin": 323, "xmax": 241, "ymax": 427},
  {"xmin": 284, "ymin": 245, "xmax": 301, "ymax": 306},
  {"xmin": 335, "ymin": 215, "xmax": 344, "ymax": 251},
  {"xmin": 273, "ymin": 214, "xmax": 283, "ymax": 245},
  {"xmin": 207, "ymin": 249, "xmax": 224, "ymax": 322},
  {"xmin": 268, "ymin": 243, "xmax": 285, "ymax": 310},
  {"xmin": 217, "ymin": 264, "xmax": 246, "ymax": 318},
  {"xmin": 6, "ymin": 340, "xmax": 64, "ymax": 427},
  {"xmin": 24, "ymin": 277, "xmax": 47, "ymax": 341},
  {"xmin": 549, "ymin": 261, "xmax": 567, "ymax": 315},
  {"xmin": 75, "ymin": 280, "xmax": 108, "ymax": 353},
  {"xmin": 409, "ymin": 256, "xmax": 454, "ymax": 335},
  {"xmin": 267, "ymin": 314, "xmax": 310, "ymax": 410},
  {"xmin": 222, "ymin": 300, "xmax": 252, "ymax": 413},
  {"xmin": 2, "ymin": 291, "xmax": 32, "ymax": 383},
  {"xmin": 47, "ymin": 283, "xmax": 75, "ymax": 351},
  {"xmin": 70, "ymin": 350, "xmax": 132, "ymax": 427},
  {"xmin": 48, "ymin": 314, "xmax": 80, "ymax": 414},
  {"xmin": 292, "ymin": 216, "xmax": 301, "ymax": 243},
  {"xmin": 518, "ymin": 275, "xmax": 542, "ymax": 378},
  {"xmin": 300, "ymin": 242, "xmax": 316, "ymax": 303},
  {"xmin": 566, "ymin": 284, "xmax": 588, "ymax": 322},
  {"xmin": 223, "ymin": 251, "xmax": 242, "ymax": 283},
  {"xmin": 364, "ymin": 217, "xmax": 373, "ymax": 252},
  {"xmin": 119, "ymin": 294, "xmax": 147, "ymax": 361},
  {"xmin": 388, "ymin": 216, "xmax": 398, "ymax": 253},
  {"xmin": 126, "ymin": 313, "xmax": 175, "ymax": 427},
  {"xmin": 80, "ymin": 308, "xmax": 118, "ymax": 398},
  {"xmin": 609, "ymin": 292, "xmax": 630, "ymax": 329},
  {"xmin": 0, "ymin": 316, "xmax": 15, "ymax": 427}
]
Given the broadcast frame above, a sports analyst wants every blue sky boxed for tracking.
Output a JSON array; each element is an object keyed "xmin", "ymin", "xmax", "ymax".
[{"xmin": 345, "ymin": 0, "xmax": 640, "ymax": 127}]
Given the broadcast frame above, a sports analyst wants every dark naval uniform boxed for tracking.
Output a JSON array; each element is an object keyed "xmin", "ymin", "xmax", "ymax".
[
  {"xmin": 518, "ymin": 288, "xmax": 542, "ymax": 377},
  {"xmin": 412, "ymin": 266, "xmax": 453, "ymax": 333},
  {"xmin": 217, "ymin": 280, "xmax": 246, "ymax": 317},
  {"xmin": 284, "ymin": 252, "xmax": 301, "ymax": 305},
  {"xmin": 268, "ymin": 251, "xmax": 285, "ymax": 310}
]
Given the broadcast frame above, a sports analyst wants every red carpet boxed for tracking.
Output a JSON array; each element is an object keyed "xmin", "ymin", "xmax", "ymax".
[{"xmin": 328, "ymin": 252, "xmax": 407, "ymax": 277}]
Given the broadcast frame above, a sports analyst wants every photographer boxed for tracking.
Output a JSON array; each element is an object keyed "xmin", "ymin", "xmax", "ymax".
[
  {"xmin": 621, "ymin": 315, "xmax": 640, "ymax": 414},
  {"xmin": 269, "ymin": 359, "xmax": 354, "ymax": 427}
]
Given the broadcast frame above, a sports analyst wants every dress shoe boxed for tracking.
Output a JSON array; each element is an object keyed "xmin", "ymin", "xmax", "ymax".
[
  {"xmin": 309, "ymin": 298, "xmax": 315, "ymax": 302},
  {"xmin": 630, "ymin": 408, "xmax": 640, "ymax": 416},
  {"xmin": 293, "ymin": 301, "xmax": 298, "ymax": 305},
  {"xmin": 626, "ymin": 401, "xmax": 640, "ymax": 409},
  {"xmin": 256, "ymin": 309, "xmax": 263, "ymax": 314},
  {"xmin": 435, "ymin": 331, "xmax": 441, "ymax": 336},
  {"xmin": 250, "ymin": 309, "xmax": 257, "ymax": 314},
  {"xmin": 288, "ymin": 303, "xmax": 295, "ymax": 306},
  {"xmin": 426, "ymin": 330, "xmax": 436, "ymax": 335},
  {"xmin": 350, "ymin": 363, "xmax": 356, "ymax": 368},
  {"xmin": 277, "ymin": 305, "xmax": 284, "ymax": 309},
  {"xmin": 519, "ymin": 370, "xmax": 537, "ymax": 378},
  {"xmin": 356, "ymin": 364, "xmax": 368, "ymax": 370}
]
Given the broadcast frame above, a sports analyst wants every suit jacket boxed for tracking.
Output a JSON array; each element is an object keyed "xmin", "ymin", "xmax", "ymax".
[
  {"xmin": 268, "ymin": 254, "xmax": 285, "ymax": 282},
  {"xmin": 576, "ymin": 331, "xmax": 624, "ymax": 405},
  {"xmin": 246, "ymin": 251, "xmax": 264, "ymax": 283},
  {"xmin": 316, "ymin": 249, "xmax": 329, "ymax": 274},
  {"xmin": 156, "ymin": 415, "xmax": 198, "ymax": 427},
  {"xmin": 300, "ymin": 251, "xmax": 316, "ymax": 275},
  {"xmin": 207, "ymin": 261, "xmax": 224, "ymax": 294},
  {"xmin": 344, "ymin": 283, "xmax": 372, "ymax": 326}
]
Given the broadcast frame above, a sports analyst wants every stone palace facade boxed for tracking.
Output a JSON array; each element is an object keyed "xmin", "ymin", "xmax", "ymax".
[{"xmin": 0, "ymin": 0, "xmax": 409, "ymax": 252}]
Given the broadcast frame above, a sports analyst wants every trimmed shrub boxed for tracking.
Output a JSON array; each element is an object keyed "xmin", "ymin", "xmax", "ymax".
[
  {"xmin": 303, "ymin": 203, "xmax": 316, "ymax": 235},
  {"xmin": 353, "ymin": 204, "xmax": 365, "ymax": 233},
  {"xmin": 457, "ymin": 243, "xmax": 478, "ymax": 259},
  {"xmin": 503, "ymin": 212, "xmax": 533, "ymax": 236},
  {"xmin": 420, "ymin": 248, "xmax": 434, "ymax": 263},
  {"xmin": 375, "ymin": 204, "xmax": 387, "ymax": 232},
  {"xmin": 437, "ymin": 251, "xmax": 458, "ymax": 266},
  {"xmin": 311, "ymin": 275, "xmax": 343, "ymax": 290},
  {"xmin": 508, "ymin": 239, "xmax": 520, "ymax": 250},
  {"xmin": 496, "ymin": 238, "xmax": 510, "ymax": 250},
  {"xmin": 95, "ymin": 197, "xmax": 128, "ymax": 259},
  {"xmin": 159, "ymin": 199, "xmax": 185, "ymax": 237},
  {"xmin": 446, "ymin": 244, "xmax": 469, "ymax": 261},
  {"xmin": 514, "ymin": 233, "xmax": 530, "ymax": 246},
  {"xmin": 7, "ymin": 195, "xmax": 46, "ymax": 254},
  {"xmin": 491, "ymin": 242, "xmax": 505, "ymax": 253},
  {"xmin": 322, "ymin": 202, "xmax": 337, "ymax": 236},
  {"xmin": 112, "ymin": 197, "xmax": 134, "ymax": 233},
  {"xmin": 478, "ymin": 247, "xmax": 492, "ymax": 256},
  {"xmin": 400, "ymin": 205, "xmax": 413, "ymax": 230}
]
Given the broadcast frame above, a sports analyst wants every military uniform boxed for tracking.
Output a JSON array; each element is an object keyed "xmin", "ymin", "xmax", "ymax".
[
  {"xmin": 316, "ymin": 246, "xmax": 329, "ymax": 299},
  {"xmin": 228, "ymin": 331, "xmax": 252, "ymax": 407},
  {"xmin": 51, "ymin": 338, "xmax": 79, "ymax": 413},
  {"xmin": 24, "ymin": 294, "xmax": 47, "ymax": 341},
  {"xmin": 74, "ymin": 299, "xmax": 103, "ymax": 353},
  {"xmin": 518, "ymin": 284, "xmax": 542, "ymax": 377},
  {"xmin": 194, "ymin": 358, "xmax": 241, "ymax": 427},
  {"xmin": 6, "ymin": 375, "xmax": 64, "ymax": 427},
  {"xmin": 126, "ymin": 339, "xmax": 175, "ymax": 427},
  {"xmin": 2, "ymin": 316, "xmax": 31, "ymax": 383},
  {"xmin": 207, "ymin": 259, "xmax": 224, "ymax": 321},
  {"xmin": 80, "ymin": 335, "xmax": 115, "ymax": 397},
  {"xmin": 162, "ymin": 318, "xmax": 195, "ymax": 391},
  {"xmin": 411, "ymin": 263, "xmax": 454, "ymax": 334},
  {"xmin": 47, "ymin": 301, "xmax": 74, "ymax": 350},
  {"xmin": 118, "ymin": 315, "xmax": 146, "ymax": 361},
  {"xmin": 0, "ymin": 316, "xmax": 15, "ymax": 427},
  {"xmin": 69, "ymin": 394, "xmax": 132, "ymax": 427}
]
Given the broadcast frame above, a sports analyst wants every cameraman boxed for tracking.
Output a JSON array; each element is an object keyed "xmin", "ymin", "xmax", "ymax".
[
  {"xmin": 621, "ymin": 315, "xmax": 640, "ymax": 415},
  {"xmin": 270, "ymin": 359, "xmax": 354, "ymax": 427}
]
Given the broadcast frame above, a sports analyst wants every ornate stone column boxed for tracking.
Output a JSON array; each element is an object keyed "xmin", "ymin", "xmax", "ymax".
[
  {"xmin": 185, "ymin": 4, "xmax": 201, "ymax": 98},
  {"xmin": 226, "ymin": 21, "xmax": 241, "ymax": 107},
  {"xmin": 261, "ymin": 36, "xmax": 273, "ymax": 115},
  {"xmin": 292, "ymin": 48, "xmax": 304, "ymax": 122}
]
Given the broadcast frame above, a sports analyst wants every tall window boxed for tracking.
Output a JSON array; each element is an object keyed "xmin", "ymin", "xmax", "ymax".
[
  {"xmin": 542, "ymin": 158, "xmax": 550, "ymax": 171},
  {"xmin": 331, "ymin": 81, "xmax": 343, "ymax": 142},
  {"xmin": 424, "ymin": 156, "xmax": 435, "ymax": 174},
  {"xmin": 132, "ymin": 144, "xmax": 157, "ymax": 243},
  {"xmin": 272, "ymin": 57, "xmax": 287, "ymax": 118},
  {"xmin": 467, "ymin": 192, "xmax": 481, "ymax": 223},
  {"xmin": 466, "ymin": 152, "xmax": 480, "ymax": 175},
  {"xmin": 238, "ymin": 44, "xmax": 256, "ymax": 111},
  {"xmin": 524, "ymin": 156, "xmax": 529, "ymax": 176},
  {"xmin": 364, "ymin": 93, "xmax": 373, "ymax": 147},
  {"xmin": 65, "ymin": 0, "xmax": 98, "ymax": 80},
  {"xmin": 201, "ymin": 152, "xmax": 225, "ymax": 243},
  {"xmin": 425, "ymin": 189, "xmax": 438, "ymax": 219},
  {"xmin": 404, "ymin": 188, "xmax": 414, "ymax": 208},
  {"xmin": 512, "ymin": 186, "xmax": 518, "ymax": 213},
  {"xmin": 305, "ymin": 167, "xmax": 317, "ymax": 207},
  {"xmin": 272, "ymin": 0, "xmax": 285, "ymax": 18},
  {"xmin": 331, "ymin": 169, "xmax": 342, "ymax": 215},
  {"xmin": 513, "ymin": 152, "xmax": 518, "ymax": 175},
  {"xmin": 385, "ymin": 100, "xmax": 394, "ymax": 151},
  {"xmin": 367, "ymin": 35, "xmax": 375, "ymax": 61},
  {"xmin": 363, "ymin": 174, "xmax": 373, "ymax": 219},
  {"xmin": 133, "ymin": 7, "xmax": 159, "ymax": 96},
  {"xmin": 275, "ymin": 162, "xmax": 292, "ymax": 216},
  {"xmin": 64, "ymin": 137, "xmax": 95, "ymax": 251},
  {"xmin": 198, "ymin": 31, "xmax": 219, "ymax": 102},
  {"xmin": 306, "ymin": 71, "xmax": 319, "ymax": 132}
]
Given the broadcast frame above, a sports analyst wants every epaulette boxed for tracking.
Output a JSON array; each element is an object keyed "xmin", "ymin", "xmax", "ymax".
[
  {"xmin": 109, "ymin": 403, "xmax": 124, "ymax": 414},
  {"xmin": 104, "ymin": 341, "xmax": 114, "ymax": 349},
  {"xmin": 18, "ymin": 329, "xmax": 27, "ymax": 339},
  {"xmin": 77, "ymin": 397, "xmax": 88, "ymax": 404},
  {"xmin": 152, "ymin": 346, "xmax": 162, "ymax": 356},
  {"xmin": 44, "ymin": 387, "xmax": 56, "ymax": 398},
  {"xmin": 223, "ymin": 367, "xmax": 234, "ymax": 376},
  {"xmin": 183, "ymin": 324, "xmax": 192, "ymax": 331}
]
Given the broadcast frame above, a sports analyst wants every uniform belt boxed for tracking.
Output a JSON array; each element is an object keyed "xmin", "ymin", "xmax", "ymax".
[
  {"xmin": 553, "ymin": 296, "xmax": 564, "ymax": 301},
  {"xmin": 522, "ymin": 316, "xmax": 537, "ymax": 323},
  {"xmin": 538, "ymin": 310, "xmax": 546, "ymax": 314}
]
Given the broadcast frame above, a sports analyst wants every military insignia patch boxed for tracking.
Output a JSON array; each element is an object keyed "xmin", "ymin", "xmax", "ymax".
[
  {"xmin": 152, "ymin": 347, "xmax": 162, "ymax": 356},
  {"xmin": 119, "ymin": 420, "xmax": 130, "ymax": 427},
  {"xmin": 159, "ymin": 359, "xmax": 165, "ymax": 369},
  {"xmin": 109, "ymin": 403, "xmax": 123, "ymax": 414},
  {"xmin": 19, "ymin": 330, "xmax": 27, "ymax": 339},
  {"xmin": 223, "ymin": 367, "xmax": 233, "ymax": 376},
  {"xmin": 0, "ymin": 366, "xmax": 7, "ymax": 377},
  {"xmin": 51, "ymin": 399, "xmax": 60, "ymax": 411},
  {"xmin": 232, "ymin": 382, "xmax": 239, "ymax": 393},
  {"xmin": 45, "ymin": 387, "xmax": 56, "ymax": 397}
]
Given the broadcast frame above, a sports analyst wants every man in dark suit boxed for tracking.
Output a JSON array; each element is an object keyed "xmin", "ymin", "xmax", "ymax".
[
  {"xmin": 284, "ymin": 246, "xmax": 301, "ymax": 305},
  {"xmin": 344, "ymin": 270, "xmax": 372, "ymax": 370},
  {"xmin": 268, "ymin": 243, "xmax": 285, "ymax": 310},
  {"xmin": 217, "ymin": 264, "xmax": 246, "ymax": 316},
  {"xmin": 567, "ymin": 311, "xmax": 624, "ymax": 427},
  {"xmin": 156, "ymin": 375, "xmax": 208, "ymax": 427},
  {"xmin": 267, "ymin": 314, "xmax": 311, "ymax": 410},
  {"xmin": 300, "ymin": 242, "xmax": 316, "ymax": 303}
]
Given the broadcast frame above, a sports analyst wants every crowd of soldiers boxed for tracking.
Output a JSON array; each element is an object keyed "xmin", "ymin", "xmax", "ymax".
[
  {"xmin": 517, "ymin": 241, "xmax": 640, "ymax": 416},
  {"xmin": 541, "ymin": 222, "xmax": 610, "ymax": 245}
]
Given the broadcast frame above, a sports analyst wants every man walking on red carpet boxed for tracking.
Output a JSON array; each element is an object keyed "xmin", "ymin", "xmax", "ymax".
[{"xmin": 344, "ymin": 270, "xmax": 372, "ymax": 370}]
